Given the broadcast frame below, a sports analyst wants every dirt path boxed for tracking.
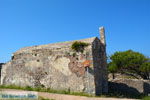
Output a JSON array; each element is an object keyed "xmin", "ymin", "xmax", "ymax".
[{"xmin": 0, "ymin": 89, "xmax": 137, "ymax": 100}]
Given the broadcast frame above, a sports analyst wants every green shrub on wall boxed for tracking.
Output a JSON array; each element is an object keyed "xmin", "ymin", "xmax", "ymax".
[{"xmin": 71, "ymin": 41, "xmax": 89, "ymax": 53}]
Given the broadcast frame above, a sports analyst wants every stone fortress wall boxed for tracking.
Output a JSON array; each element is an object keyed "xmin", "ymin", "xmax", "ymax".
[
  {"xmin": 0, "ymin": 27, "xmax": 108, "ymax": 95},
  {"xmin": 0, "ymin": 27, "xmax": 149, "ymax": 96}
]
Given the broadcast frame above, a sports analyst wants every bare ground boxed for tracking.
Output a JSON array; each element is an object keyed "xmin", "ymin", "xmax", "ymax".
[{"xmin": 0, "ymin": 89, "xmax": 138, "ymax": 100}]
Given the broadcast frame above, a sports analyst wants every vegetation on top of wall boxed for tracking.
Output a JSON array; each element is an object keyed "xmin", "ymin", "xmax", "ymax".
[
  {"xmin": 108, "ymin": 50, "xmax": 150, "ymax": 80},
  {"xmin": 71, "ymin": 41, "xmax": 89, "ymax": 53}
]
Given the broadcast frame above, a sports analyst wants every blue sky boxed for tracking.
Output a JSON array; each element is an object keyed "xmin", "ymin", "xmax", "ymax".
[{"xmin": 0, "ymin": 0, "xmax": 150, "ymax": 62}]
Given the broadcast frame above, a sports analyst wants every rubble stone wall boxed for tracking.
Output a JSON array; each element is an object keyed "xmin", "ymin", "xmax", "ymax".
[{"xmin": 1, "ymin": 37, "xmax": 108, "ymax": 95}]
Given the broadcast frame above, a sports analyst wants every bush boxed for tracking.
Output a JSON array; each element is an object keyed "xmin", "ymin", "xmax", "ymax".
[{"xmin": 71, "ymin": 41, "xmax": 89, "ymax": 53}]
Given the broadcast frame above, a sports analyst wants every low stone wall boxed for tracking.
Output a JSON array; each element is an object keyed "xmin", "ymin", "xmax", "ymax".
[{"xmin": 109, "ymin": 79, "xmax": 150, "ymax": 96}]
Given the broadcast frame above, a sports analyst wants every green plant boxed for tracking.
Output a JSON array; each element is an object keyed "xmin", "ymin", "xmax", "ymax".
[
  {"xmin": 71, "ymin": 41, "xmax": 89, "ymax": 53},
  {"xmin": 72, "ymin": 52, "xmax": 76, "ymax": 57},
  {"xmin": 39, "ymin": 96, "xmax": 55, "ymax": 100},
  {"xmin": 142, "ymin": 96, "xmax": 150, "ymax": 100},
  {"xmin": 25, "ymin": 86, "xmax": 33, "ymax": 91}
]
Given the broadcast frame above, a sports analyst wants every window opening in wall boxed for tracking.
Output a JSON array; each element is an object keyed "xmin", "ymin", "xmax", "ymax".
[{"xmin": 11, "ymin": 56, "xmax": 14, "ymax": 60}]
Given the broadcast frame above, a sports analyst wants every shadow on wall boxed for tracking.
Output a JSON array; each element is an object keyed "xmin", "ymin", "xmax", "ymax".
[
  {"xmin": 0, "ymin": 63, "xmax": 4, "ymax": 82},
  {"xmin": 108, "ymin": 81, "xmax": 141, "ymax": 98},
  {"xmin": 144, "ymin": 82, "xmax": 150, "ymax": 95},
  {"xmin": 108, "ymin": 80, "xmax": 150, "ymax": 98},
  {"xmin": 0, "ymin": 63, "xmax": 4, "ymax": 75},
  {"xmin": 87, "ymin": 67, "xmax": 94, "ymax": 75}
]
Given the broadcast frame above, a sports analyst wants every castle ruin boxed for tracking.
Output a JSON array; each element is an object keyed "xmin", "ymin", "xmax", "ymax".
[{"xmin": 1, "ymin": 27, "xmax": 108, "ymax": 95}]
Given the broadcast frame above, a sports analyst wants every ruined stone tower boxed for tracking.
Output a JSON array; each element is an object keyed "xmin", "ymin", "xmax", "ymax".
[
  {"xmin": 99, "ymin": 27, "xmax": 108, "ymax": 94},
  {"xmin": 1, "ymin": 27, "xmax": 108, "ymax": 95}
]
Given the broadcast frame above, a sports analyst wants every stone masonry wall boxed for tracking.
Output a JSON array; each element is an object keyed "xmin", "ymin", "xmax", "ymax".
[
  {"xmin": 1, "ymin": 37, "xmax": 101, "ymax": 94},
  {"xmin": 1, "ymin": 27, "xmax": 108, "ymax": 95}
]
